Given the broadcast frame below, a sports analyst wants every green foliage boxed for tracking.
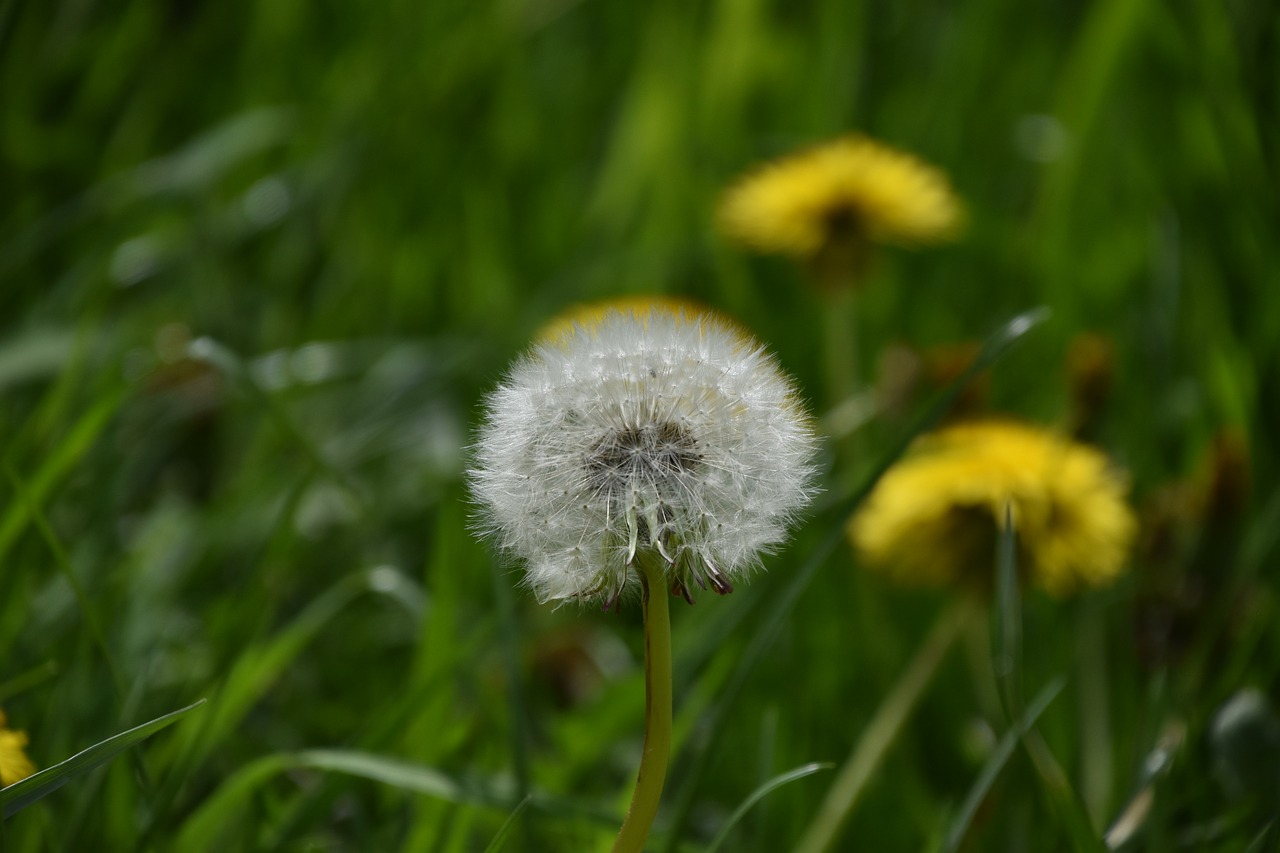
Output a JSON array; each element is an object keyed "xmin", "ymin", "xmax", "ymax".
[
  {"xmin": 1, "ymin": 0, "xmax": 1277, "ymax": 850},
  {"xmin": 2, "ymin": 701, "xmax": 205, "ymax": 819}
]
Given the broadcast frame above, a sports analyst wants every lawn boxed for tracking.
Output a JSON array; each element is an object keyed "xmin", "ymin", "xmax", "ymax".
[{"xmin": 1, "ymin": 0, "xmax": 1277, "ymax": 850}]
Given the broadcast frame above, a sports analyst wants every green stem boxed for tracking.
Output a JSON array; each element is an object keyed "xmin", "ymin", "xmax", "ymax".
[
  {"xmin": 612, "ymin": 559, "xmax": 673, "ymax": 853},
  {"xmin": 1077, "ymin": 602, "xmax": 1111, "ymax": 827},
  {"xmin": 794, "ymin": 596, "xmax": 977, "ymax": 853},
  {"xmin": 822, "ymin": 284, "xmax": 860, "ymax": 410}
]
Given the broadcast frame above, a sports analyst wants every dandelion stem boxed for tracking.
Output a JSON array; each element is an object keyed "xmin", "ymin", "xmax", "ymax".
[
  {"xmin": 612, "ymin": 558, "xmax": 673, "ymax": 853},
  {"xmin": 794, "ymin": 595, "xmax": 977, "ymax": 853},
  {"xmin": 822, "ymin": 284, "xmax": 860, "ymax": 411}
]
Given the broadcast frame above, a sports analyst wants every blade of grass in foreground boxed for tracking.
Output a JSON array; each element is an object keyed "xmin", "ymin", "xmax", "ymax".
[
  {"xmin": 144, "ymin": 566, "xmax": 424, "ymax": 844},
  {"xmin": 939, "ymin": 677, "xmax": 1067, "ymax": 853},
  {"xmin": 5, "ymin": 462, "xmax": 126, "ymax": 703},
  {"xmin": 158, "ymin": 568, "xmax": 404, "ymax": 784},
  {"xmin": 706, "ymin": 762, "xmax": 832, "ymax": 853},
  {"xmin": 174, "ymin": 749, "xmax": 518, "ymax": 850},
  {"xmin": 0, "ymin": 661, "xmax": 58, "ymax": 705},
  {"xmin": 488, "ymin": 553, "xmax": 532, "ymax": 840},
  {"xmin": 993, "ymin": 511, "xmax": 1105, "ymax": 852},
  {"xmin": 0, "ymin": 393, "xmax": 121, "ymax": 566},
  {"xmin": 482, "ymin": 796, "xmax": 532, "ymax": 853},
  {"xmin": 795, "ymin": 598, "xmax": 979, "ymax": 853},
  {"xmin": 1, "ymin": 700, "xmax": 205, "ymax": 819},
  {"xmin": 994, "ymin": 504, "xmax": 1022, "ymax": 719},
  {"xmin": 1077, "ymin": 601, "xmax": 1113, "ymax": 826},
  {"xmin": 660, "ymin": 308, "xmax": 1049, "ymax": 851}
]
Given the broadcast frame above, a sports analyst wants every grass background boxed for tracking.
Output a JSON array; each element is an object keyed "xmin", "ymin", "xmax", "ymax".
[{"xmin": 1, "ymin": 0, "xmax": 1277, "ymax": 849}]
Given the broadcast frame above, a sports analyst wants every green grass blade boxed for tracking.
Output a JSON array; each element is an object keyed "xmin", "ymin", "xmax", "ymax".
[
  {"xmin": 706, "ymin": 762, "xmax": 832, "ymax": 853},
  {"xmin": 0, "ymin": 328, "xmax": 75, "ymax": 391},
  {"xmin": 174, "ymin": 748, "xmax": 510, "ymax": 850},
  {"xmin": 0, "ymin": 661, "xmax": 59, "ymax": 705},
  {"xmin": 161, "ymin": 569, "xmax": 389, "ymax": 785},
  {"xmin": 992, "ymin": 508, "xmax": 1104, "ymax": 851},
  {"xmin": 482, "ymin": 795, "xmax": 532, "ymax": 853},
  {"xmin": 488, "ymin": 554, "xmax": 532, "ymax": 832},
  {"xmin": 5, "ymin": 463, "xmax": 126, "ymax": 703},
  {"xmin": 994, "ymin": 504, "xmax": 1022, "ymax": 719},
  {"xmin": 796, "ymin": 598, "xmax": 977, "ymax": 853},
  {"xmin": 1243, "ymin": 823, "xmax": 1278, "ymax": 853},
  {"xmin": 170, "ymin": 754, "xmax": 296, "ymax": 850},
  {"xmin": 293, "ymin": 750, "xmax": 482, "ymax": 800},
  {"xmin": 940, "ymin": 677, "xmax": 1066, "ymax": 853},
  {"xmin": 1077, "ymin": 603, "xmax": 1113, "ymax": 826},
  {"xmin": 0, "ymin": 393, "xmax": 121, "ymax": 566},
  {"xmin": 1019, "ymin": 730, "xmax": 1108, "ymax": 851},
  {"xmin": 1, "ymin": 700, "xmax": 205, "ymax": 819}
]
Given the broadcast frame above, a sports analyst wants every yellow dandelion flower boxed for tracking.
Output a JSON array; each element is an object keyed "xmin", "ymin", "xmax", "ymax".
[
  {"xmin": 0, "ymin": 710, "xmax": 36, "ymax": 787},
  {"xmin": 717, "ymin": 135, "xmax": 963, "ymax": 281},
  {"xmin": 536, "ymin": 295, "xmax": 714, "ymax": 344},
  {"xmin": 849, "ymin": 420, "xmax": 1136, "ymax": 596},
  {"xmin": 534, "ymin": 295, "xmax": 758, "ymax": 351}
]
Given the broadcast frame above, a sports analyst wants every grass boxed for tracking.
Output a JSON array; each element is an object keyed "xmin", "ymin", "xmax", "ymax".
[{"xmin": 1, "ymin": 0, "xmax": 1278, "ymax": 850}]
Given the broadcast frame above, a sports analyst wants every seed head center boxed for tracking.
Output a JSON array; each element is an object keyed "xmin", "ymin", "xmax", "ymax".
[{"xmin": 586, "ymin": 421, "xmax": 701, "ymax": 490}]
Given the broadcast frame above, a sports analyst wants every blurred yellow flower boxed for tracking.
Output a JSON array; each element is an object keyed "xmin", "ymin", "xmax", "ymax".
[
  {"xmin": 850, "ymin": 421, "xmax": 1136, "ymax": 596},
  {"xmin": 536, "ymin": 295, "xmax": 719, "ymax": 344},
  {"xmin": 0, "ymin": 710, "xmax": 36, "ymax": 787},
  {"xmin": 717, "ymin": 135, "xmax": 962, "ymax": 282}
]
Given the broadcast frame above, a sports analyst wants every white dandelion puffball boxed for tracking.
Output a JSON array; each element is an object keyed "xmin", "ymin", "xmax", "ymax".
[{"xmin": 470, "ymin": 305, "xmax": 820, "ymax": 607}]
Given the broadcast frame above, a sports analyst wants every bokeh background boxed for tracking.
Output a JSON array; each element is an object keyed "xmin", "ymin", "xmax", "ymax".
[{"xmin": 1, "ymin": 0, "xmax": 1277, "ymax": 849}]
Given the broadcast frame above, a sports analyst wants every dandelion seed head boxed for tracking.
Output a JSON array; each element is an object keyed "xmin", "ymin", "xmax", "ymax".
[{"xmin": 470, "ymin": 304, "xmax": 819, "ymax": 606}]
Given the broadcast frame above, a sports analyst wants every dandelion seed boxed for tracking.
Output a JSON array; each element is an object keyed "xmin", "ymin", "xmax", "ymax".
[
  {"xmin": 850, "ymin": 420, "xmax": 1136, "ymax": 596},
  {"xmin": 470, "ymin": 301, "xmax": 819, "ymax": 608},
  {"xmin": 0, "ymin": 710, "xmax": 36, "ymax": 787},
  {"xmin": 718, "ymin": 134, "xmax": 963, "ymax": 286}
]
